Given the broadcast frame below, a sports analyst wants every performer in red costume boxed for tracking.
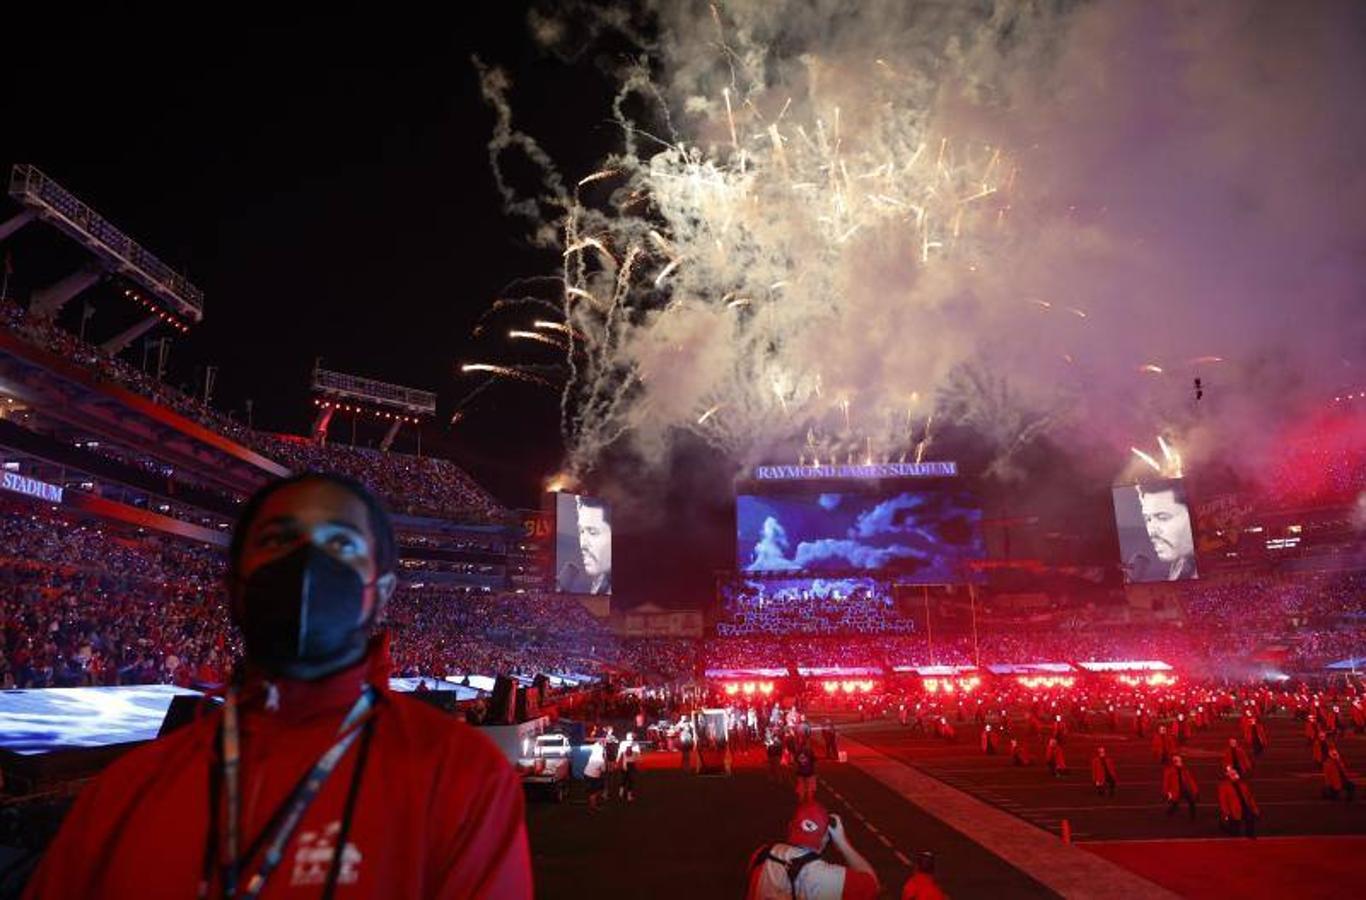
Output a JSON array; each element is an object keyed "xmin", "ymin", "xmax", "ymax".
[{"xmin": 1091, "ymin": 747, "xmax": 1118, "ymax": 797}]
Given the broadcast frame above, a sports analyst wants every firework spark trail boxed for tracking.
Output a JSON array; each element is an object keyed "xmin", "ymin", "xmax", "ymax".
[
  {"xmin": 1130, "ymin": 435, "xmax": 1183, "ymax": 478},
  {"xmin": 577, "ymin": 169, "xmax": 620, "ymax": 188},
  {"xmin": 508, "ymin": 329, "xmax": 565, "ymax": 348},
  {"xmin": 480, "ymin": 2, "xmax": 1355, "ymax": 478},
  {"xmin": 533, "ymin": 319, "xmax": 586, "ymax": 341},
  {"xmin": 1130, "ymin": 446, "xmax": 1163, "ymax": 473},
  {"xmin": 633, "ymin": 52, "xmax": 1003, "ymax": 463},
  {"xmin": 1157, "ymin": 434, "xmax": 1175, "ymax": 466},
  {"xmin": 460, "ymin": 363, "xmax": 554, "ymax": 387}
]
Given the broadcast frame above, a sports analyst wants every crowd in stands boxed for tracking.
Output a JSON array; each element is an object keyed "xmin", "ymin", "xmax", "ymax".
[
  {"xmin": 387, "ymin": 586, "xmax": 699, "ymax": 682},
  {"xmin": 1, "ymin": 485, "xmax": 1360, "ymax": 695},
  {"xmin": 1264, "ymin": 412, "xmax": 1366, "ymax": 506},
  {"xmin": 398, "ymin": 558, "xmax": 504, "ymax": 578},
  {"xmin": 386, "ymin": 584, "xmax": 618, "ymax": 679},
  {"xmin": 0, "ymin": 506, "xmax": 697, "ymax": 690},
  {"xmin": 398, "ymin": 533, "xmax": 506, "ymax": 554},
  {"xmin": 0, "ymin": 510, "xmax": 236, "ymax": 690},
  {"xmin": 717, "ymin": 578, "xmax": 915, "ymax": 636},
  {"xmin": 1, "ymin": 299, "xmax": 255, "ymax": 445},
  {"xmin": 251, "ymin": 435, "xmax": 507, "ymax": 522},
  {"xmin": 706, "ymin": 572, "xmax": 1365, "ymax": 675}
]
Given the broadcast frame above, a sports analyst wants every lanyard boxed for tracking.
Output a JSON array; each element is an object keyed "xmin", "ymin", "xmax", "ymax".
[{"xmin": 201, "ymin": 684, "xmax": 378, "ymax": 900}]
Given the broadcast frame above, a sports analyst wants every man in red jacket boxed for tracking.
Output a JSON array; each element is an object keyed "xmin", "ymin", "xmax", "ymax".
[{"xmin": 24, "ymin": 473, "xmax": 532, "ymax": 899}]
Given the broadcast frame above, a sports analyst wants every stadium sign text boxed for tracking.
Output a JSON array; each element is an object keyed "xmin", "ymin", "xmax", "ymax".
[
  {"xmin": 752, "ymin": 462, "xmax": 957, "ymax": 481},
  {"xmin": 1, "ymin": 472, "xmax": 64, "ymax": 504}
]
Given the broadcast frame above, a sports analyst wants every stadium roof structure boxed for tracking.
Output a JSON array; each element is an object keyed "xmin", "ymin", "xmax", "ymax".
[
  {"xmin": 0, "ymin": 329, "xmax": 286, "ymax": 496},
  {"xmin": 312, "ymin": 366, "xmax": 436, "ymax": 416},
  {"xmin": 8, "ymin": 164, "xmax": 204, "ymax": 324},
  {"xmin": 310, "ymin": 365, "xmax": 437, "ymax": 450}
]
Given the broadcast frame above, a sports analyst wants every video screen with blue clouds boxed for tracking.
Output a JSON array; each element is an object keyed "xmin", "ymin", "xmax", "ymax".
[{"xmin": 737, "ymin": 490, "xmax": 984, "ymax": 582}]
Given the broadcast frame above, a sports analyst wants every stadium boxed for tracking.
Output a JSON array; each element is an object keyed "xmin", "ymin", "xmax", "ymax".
[{"xmin": 2, "ymin": 4, "xmax": 1365, "ymax": 899}]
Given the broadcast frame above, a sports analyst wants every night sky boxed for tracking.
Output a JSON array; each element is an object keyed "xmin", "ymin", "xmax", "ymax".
[
  {"xmin": 0, "ymin": 3, "xmax": 623, "ymax": 505},
  {"xmin": 1, "ymin": 4, "xmax": 737, "ymax": 607}
]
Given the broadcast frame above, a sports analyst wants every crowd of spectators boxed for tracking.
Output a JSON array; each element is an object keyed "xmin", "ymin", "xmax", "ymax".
[
  {"xmin": 1, "ymin": 300, "xmax": 254, "ymax": 444},
  {"xmin": 0, "ymin": 510, "xmax": 235, "ymax": 690},
  {"xmin": 705, "ymin": 571, "xmax": 1366, "ymax": 676},
  {"xmin": 0, "ymin": 507, "xmax": 697, "ymax": 690},
  {"xmin": 250, "ymin": 435, "xmax": 507, "ymax": 522},
  {"xmin": 386, "ymin": 584, "xmax": 619, "ymax": 679},
  {"xmin": 717, "ymin": 578, "xmax": 915, "ymax": 636},
  {"xmin": 1263, "ymin": 412, "xmax": 1366, "ymax": 506}
]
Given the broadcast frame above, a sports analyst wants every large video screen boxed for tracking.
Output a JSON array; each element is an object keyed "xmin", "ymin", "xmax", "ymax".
[
  {"xmin": 0, "ymin": 684, "xmax": 202, "ymax": 755},
  {"xmin": 1112, "ymin": 478, "xmax": 1199, "ymax": 583},
  {"xmin": 555, "ymin": 493, "xmax": 612, "ymax": 595},
  {"xmin": 736, "ymin": 489, "xmax": 983, "ymax": 582}
]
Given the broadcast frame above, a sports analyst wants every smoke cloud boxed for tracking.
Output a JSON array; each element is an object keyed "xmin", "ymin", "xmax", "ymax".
[{"xmin": 480, "ymin": 0, "xmax": 1366, "ymax": 486}]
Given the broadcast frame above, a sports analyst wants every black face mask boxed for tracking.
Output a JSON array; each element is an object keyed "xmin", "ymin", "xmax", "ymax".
[{"xmin": 239, "ymin": 544, "xmax": 375, "ymax": 680}]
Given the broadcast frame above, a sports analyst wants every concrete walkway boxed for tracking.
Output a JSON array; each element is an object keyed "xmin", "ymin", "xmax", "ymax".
[{"xmin": 841, "ymin": 735, "xmax": 1181, "ymax": 900}]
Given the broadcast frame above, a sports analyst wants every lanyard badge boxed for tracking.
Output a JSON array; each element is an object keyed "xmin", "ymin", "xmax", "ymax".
[{"xmin": 202, "ymin": 685, "xmax": 378, "ymax": 899}]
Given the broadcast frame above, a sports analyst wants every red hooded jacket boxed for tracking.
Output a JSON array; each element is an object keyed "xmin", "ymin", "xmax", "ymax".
[
  {"xmin": 1162, "ymin": 764, "xmax": 1198, "ymax": 801},
  {"xmin": 1323, "ymin": 756, "xmax": 1355, "ymax": 792},
  {"xmin": 1222, "ymin": 745, "xmax": 1253, "ymax": 776},
  {"xmin": 23, "ymin": 640, "xmax": 531, "ymax": 899},
  {"xmin": 1091, "ymin": 754, "xmax": 1117, "ymax": 787},
  {"xmin": 1217, "ymin": 778, "xmax": 1260, "ymax": 821}
]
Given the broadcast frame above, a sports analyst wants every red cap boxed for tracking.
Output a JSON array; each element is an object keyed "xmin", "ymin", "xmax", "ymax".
[{"xmin": 787, "ymin": 802, "xmax": 830, "ymax": 849}]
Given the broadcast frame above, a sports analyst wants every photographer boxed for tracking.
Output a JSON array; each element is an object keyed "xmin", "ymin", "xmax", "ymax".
[{"xmin": 746, "ymin": 802, "xmax": 879, "ymax": 899}]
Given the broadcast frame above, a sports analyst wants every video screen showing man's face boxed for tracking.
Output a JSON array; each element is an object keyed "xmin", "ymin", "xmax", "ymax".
[
  {"xmin": 1112, "ymin": 478, "xmax": 1198, "ymax": 583},
  {"xmin": 555, "ymin": 493, "xmax": 612, "ymax": 594}
]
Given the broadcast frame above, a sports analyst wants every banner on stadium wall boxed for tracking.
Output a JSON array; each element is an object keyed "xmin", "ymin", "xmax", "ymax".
[
  {"xmin": 1, "ymin": 472, "xmax": 63, "ymax": 504},
  {"xmin": 750, "ymin": 462, "xmax": 956, "ymax": 481},
  {"xmin": 616, "ymin": 610, "xmax": 704, "ymax": 638},
  {"xmin": 1193, "ymin": 493, "xmax": 1253, "ymax": 555},
  {"xmin": 520, "ymin": 511, "xmax": 553, "ymax": 540}
]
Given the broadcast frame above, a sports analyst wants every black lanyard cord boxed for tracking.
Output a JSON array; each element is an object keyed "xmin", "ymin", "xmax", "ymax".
[
  {"xmin": 320, "ymin": 718, "xmax": 375, "ymax": 900},
  {"xmin": 199, "ymin": 687, "xmax": 379, "ymax": 899}
]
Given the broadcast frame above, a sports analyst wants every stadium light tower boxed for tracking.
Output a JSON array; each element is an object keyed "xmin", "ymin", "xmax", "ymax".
[
  {"xmin": 5, "ymin": 164, "xmax": 204, "ymax": 353},
  {"xmin": 310, "ymin": 363, "xmax": 436, "ymax": 451}
]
